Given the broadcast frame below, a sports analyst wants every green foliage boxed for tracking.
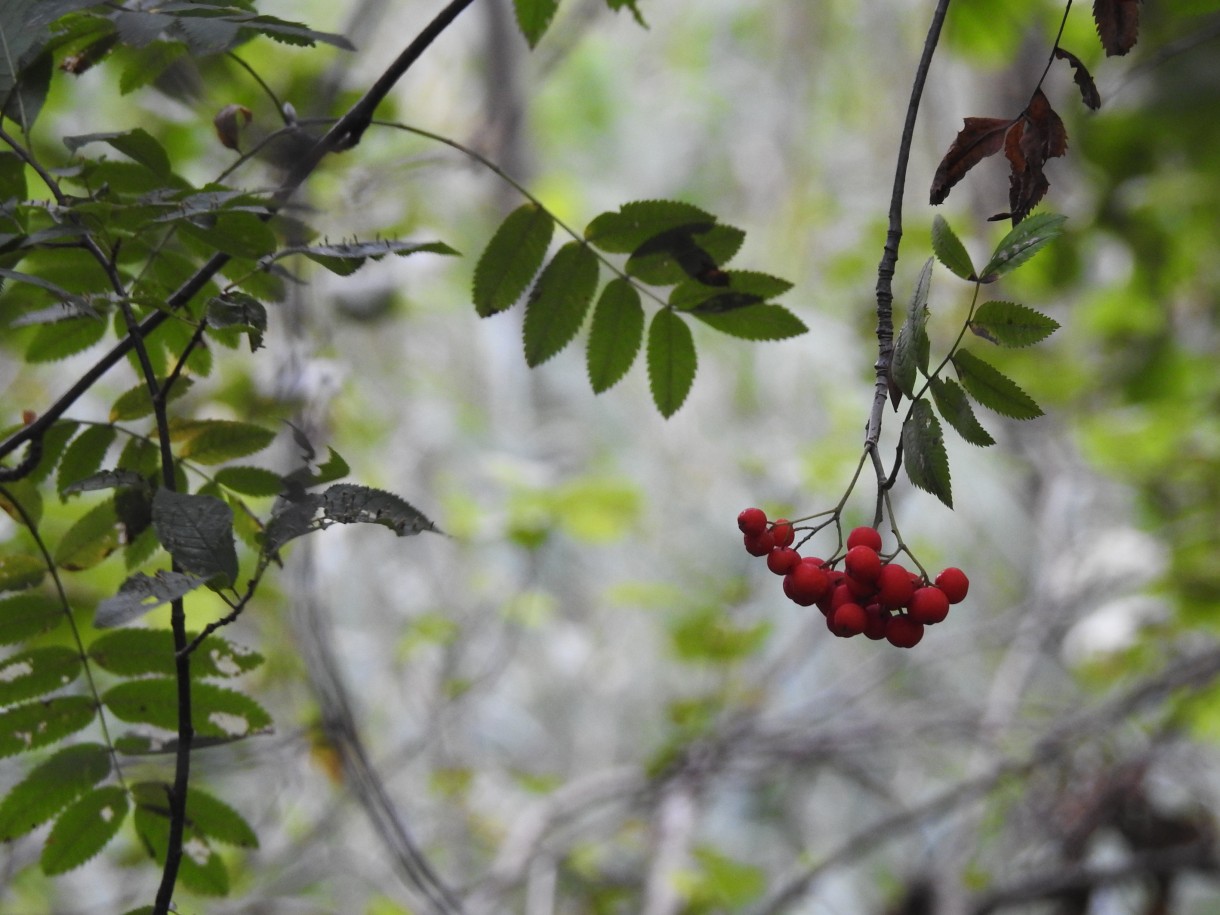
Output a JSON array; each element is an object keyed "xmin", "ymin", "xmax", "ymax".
[
  {"xmin": 892, "ymin": 258, "xmax": 933, "ymax": 399},
  {"xmin": 151, "ymin": 489, "xmax": 239, "ymax": 588},
  {"xmin": 970, "ymin": 301, "xmax": 1060, "ymax": 347},
  {"xmin": 980, "ymin": 212, "xmax": 1067, "ymax": 280},
  {"xmin": 41, "ymin": 785, "xmax": 129, "ymax": 875},
  {"xmin": 0, "ymin": 743, "xmax": 110, "ymax": 842},
  {"xmin": 89, "ymin": 628, "xmax": 263, "ymax": 678},
  {"xmin": 952, "ymin": 348, "xmax": 1044, "ymax": 420},
  {"xmin": 930, "ymin": 377, "xmax": 995, "ymax": 447},
  {"xmin": 0, "ymin": 593, "xmax": 62, "ymax": 645},
  {"xmin": 902, "ymin": 399, "xmax": 953, "ymax": 508},
  {"xmin": 0, "ymin": 647, "xmax": 83, "ymax": 706},
  {"xmin": 104, "ymin": 678, "xmax": 272, "ymax": 739},
  {"xmin": 647, "ymin": 309, "xmax": 697, "ymax": 418},
  {"xmin": 0, "ymin": 696, "xmax": 96, "ymax": 758},
  {"xmin": 514, "ymin": 0, "xmax": 560, "ymax": 48},
  {"xmin": 523, "ymin": 241, "xmax": 599, "ymax": 366},
  {"xmin": 931, "ymin": 214, "xmax": 976, "ymax": 280},
  {"xmin": 473, "ymin": 203, "xmax": 555, "ymax": 316},
  {"xmin": 586, "ymin": 278, "xmax": 645, "ymax": 393}
]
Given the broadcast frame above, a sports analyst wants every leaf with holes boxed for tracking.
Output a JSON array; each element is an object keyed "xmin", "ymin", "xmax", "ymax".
[
  {"xmin": 0, "ymin": 594, "xmax": 62, "ymax": 645},
  {"xmin": 42, "ymin": 786, "xmax": 129, "ymax": 875},
  {"xmin": 133, "ymin": 799, "xmax": 229, "ymax": 896},
  {"xmin": 264, "ymin": 484, "xmax": 438, "ymax": 553},
  {"xmin": 953, "ymin": 349, "xmax": 1044, "ymax": 419},
  {"xmin": 183, "ymin": 787, "xmax": 259, "ymax": 847},
  {"xmin": 980, "ymin": 212, "xmax": 1066, "ymax": 280},
  {"xmin": 0, "ymin": 696, "xmax": 95, "ymax": 758},
  {"xmin": 586, "ymin": 278, "xmax": 644, "ymax": 393},
  {"xmin": 0, "ymin": 647, "xmax": 82, "ymax": 706},
  {"xmin": 902, "ymin": 400, "xmax": 953, "ymax": 508},
  {"xmin": 930, "ymin": 378, "xmax": 995, "ymax": 447},
  {"xmin": 151, "ymin": 489, "xmax": 238, "ymax": 587},
  {"xmin": 647, "ymin": 310, "xmax": 697, "ymax": 418},
  {"xmin": 0, "ymin": 554, "xmax": 45, "ymax": 592},
  {"xmin": 93, "ymin": 571, "xmax": 206, "ymax": 629},
  {"xmin": 522, "ymin": 241, "xmax": 599, "ymax": 367},
  {"xmin": 473, "ymin": 204, "xmax": 554, "ymax": 317},
  {"xmin": 970, "ymin": 301, "xmax": 1060, "ymax": 347},
  {"xmin": 89, "ymin": 628, "xmax": 262, "ymax": 679},
  {"xmin": 104, "ymin": 678, "xmax": 271, "ymax": 740},
  {"xmin": 0, "ymin": 743, "xmax": 111, "ymax": 841}
]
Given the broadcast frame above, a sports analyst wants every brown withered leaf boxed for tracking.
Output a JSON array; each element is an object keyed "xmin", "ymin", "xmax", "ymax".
[
  {"xmin": 1004, "ymin": 90, "xmax": 1068, "ymax": 224},
  {"xmin": 1054, "ymin": 47, "xmax": 1102, "ymax": 110},
  {"xmin": 213, "ymin": 104, "xmax": 253, "ymax": 152},
  {"xmin": 1093, "ymin": 0, "xmax": 1141, "ymax": 57},
  {"xmin": 930, "ymin": 117, "xmax": 1014, "ymax": 206}
]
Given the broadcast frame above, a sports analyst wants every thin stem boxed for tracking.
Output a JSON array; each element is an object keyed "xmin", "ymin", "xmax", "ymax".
[
  {"xmin": 1033, "ymin": 0, "xmax": 1075, "ymax": 95},
  {"xmin": 227, "ymin": 52, "xmax": 287, "ymax": 120}
]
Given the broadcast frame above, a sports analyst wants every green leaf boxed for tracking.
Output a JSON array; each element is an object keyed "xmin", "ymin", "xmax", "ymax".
[
  {"xmin": 952, "ymin": 348, "xmax": 1044, "ymax": 420},
  {"xmin": 930, "ymin": 378, "xmax": 995, "ymax": 447},
  {"xmin": 0, "ymin": 743, "xmax": 111, "ymax": 841},
  {"xmin": 902, "ymin": 399, "xmax": 953, "ymax": 509},
  {"xmin": 183, "ymin": 787, "xmax": 258, "ymax": 847},
  {"xmin": 58, "ymin": 424, "xmax": 117, "ymax": 496},
  {"xmin": 691, "ymin": 304, "xmax": 807, "ymax": 341},
  {"xmin": 586, "ymin": 278, "xmax": 644, "ymax": 393},
  {"xmin": 275, "ymin": 239, "xmax": 457, "ymax": 276},
  {"xmin": 133, "ymin": 798, "xmax": 229, "ymax": 896},
  {"xmin": 980, "ymin": 212, "xmax": 1066, "ymax": 280},
  {"xmin": 0, "ymin": 647, "xmax": 82, "ymax": 707},
  {"xmin": 970, "ymin": 301, "xmax": 1060, "ymax": 347},
  {"xmin": 0, "ymin": 151, "xmax": 28, "ymax": 200},
  {"xmin": 26, "ymin": 315, "xmax": 107, "ymax": 363},
  {"xmin": 103, "ymin": 679, "xmax": 271, "ymax": 739},
  {"xmin": 0, "ymin": 594, "xmax": 63, "ymax": 645},
  {"xmin": 119, "ymin": 40, "xmax": 187, "ymax": 95},
  {"xmin": 0, "ymin": 554, "xmax": 45, "ymax": 592},
  {"xmin": 473, "ymin": 203, "xmax": 554, "ymax": 317},
  {"xmin": 669, "ymin": 270, "xmax": 792, "ymax": 311},
  {"xmin": 93, "ymin": 571, "xmax": 206, "ymax": 629},
  {"xmin": 89, "ymin": 628, "xmax": 262, "ymax": 678},
  {"xmin": 215, "ymin": 465, "xmax": 283, "ymax": 497},
  {"xmin": 54, "ymin": 500, "xmax": 122, "ymax": 571},
  {"xmin": 513, "ymin": 0, "xmax": 559, "ymax": 46},
  {"xmin": 24, "ymin": 420, "xmax": 79, "ymax": 486},
  {"xmin": 522, "ymin": 241, "xmax": 599, "ymax": 367},
  {"xmin": 647, "ymin": 310, "xmax": 697, "ymax": 418},
  {"xmin": 62, "ymin": 469, "xmax": 146, "ymax": 496},
  {"xmin": 170, "ymin": 418, "xmax": 276, "ymax": 464},
  {"xmin": 0, "ymin": 696, "xmax": 96, "ymax": 758},
  {"xmin": 206, "ymin": 292, "xmax": 267, "ymax": 351},
  {"xmin": 585, "ymin": 200, "xmax": 715, "ymax": 253},
  {"xmin": 41, "ymin": 785, "xmax": 129, "ymax": 875},
  {"xmin": 0, "ymin": 478, "xmax": 41, "ymax": 528},
  {"xmin": 64, "ymin": 129, "xmax": 173, "ymax": 179},
  {"xmin": 180, "ymin": 212, "xmax": 277, "ymax": 260},
  {"xmin": 624, "ymin": 223, "xmax": 743, "ymax": 286},
  {"xmin": 264, "ymin": 484, "xmax": 438, "ymax": 553},
  {"xmin": 891, "ymin": 258, "xmax": 933, "ymax": 399},
  {"xmin": 931, "ymin": 214, "xmax": 976, "ymax": 280},
  {"xmin": 151, "ymin": 489, "xmax": 238, "ymax": 587}
]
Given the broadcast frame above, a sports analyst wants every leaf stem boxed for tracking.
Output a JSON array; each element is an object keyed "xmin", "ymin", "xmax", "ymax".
[{"xmin": 1034, "ymin": 0, "xmax": 1075, "ymax": 95}]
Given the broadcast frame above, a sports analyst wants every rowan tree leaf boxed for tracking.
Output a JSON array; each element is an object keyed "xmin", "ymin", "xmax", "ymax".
[
  {"xmin": 625, "ymin": 223, "xmax": 742, "ymax": 286},
  {"xmin": 63, "ymin": 128, "xmax": 172, "ymax": 179},
  {"xmin": 151, "ymin": 489, "xmax": 238, "ymax": 588},
  {"xmin": 691, "ymin": 304, "xmax": 807, "ymax": 341},
  {"xmin": 522, "ymin": 241, "xmax": 599, "ymax": 367},
  {"xmin": 206, "ymin": 292, "xmax": 267, "ymax": 351},
  {"xmin": 1093, "ymin": 0, "xmax": 1141, "ymax": 56},
  {"xmin": 953, "ymin": 348, "xmax": 1044, "ymax": 420},
  {"xmin": 0, "ymin": 743, "xmax": 111, "ymax": 841},
  {"xmin": 930, "ymin": 117, "xmax": 1013, "ymax": 206},
  {"xmin": 970, "ymin": 301, "xmax": 1060, "ymax": 347},
  {"xmin": 902, "ymin": 400, "xmax": 953, "ymax": 509},
  {"xmin": 647, "ymin": 309, "xmax": 697, "ymax": 418},
  {"xmin": 0, "ymin": 555, "xmax": 46, "ymax": 593},
  {"xmin": 22, "ymin": 420, "xmax": 78, "ymax": 487},
  {"xmin": 1054, "ymin": 47, "xmax": 1102, "ymax": 109},
  {"xmin": 473, "ymin": 203, "xmax": 554, "ymax": 317},
  {"xmin": 110, "ymin": 377, "xmax": 194, "ymax": 422},
  {"xmin": 891, "ymin": 259, "xmax": 934, "ymax": 401},
  {"xmin": 930, "ymin": 378, "xmax": 996, "ymax": 447},
  {"xmin": 669, "ymin": 271, "xmax": 792, "ymax": 311},
  {"xmin": 182, "ymin": 787, "xmax": 259, "ymax": 847},
  {"xmin": 0, "ymin": 594, "xmax": 63, "ymax": 645},
  {"xmin": 586, "ymin": 278, "xmax": 644, "ymax": 393},
  {"xmin": 981, "ymin": 212, "xmax": 1067, "ymax": 280},
  {"xmin": 1004, "ymin": 90, "xmax": 1068, "ymax": 225},
  {"xmin": 41, "ymin": 786, "xmax": 129, "ymax": 876},
  {"xmin": 514, "ymin": 0, "xmax": 560, "ymax": 47},
  {"xmin": 26, "ymin": 315, "xmax": 108, "ymax": 363},
  {"xmin": 58, "ymin": 424, "xmax": 117, "ymax": 496},
  {"xmin": 264, "ymin": 484, "xmax": 438, "ymax": 553},
  {"xmin": 0, "ymin": 696, "xmax": 96, "ymax": 758},
  {"xmin": 270, "ymin": 239, "xmax": 458, "ymax": 277},
  {"xmin": 0, "ymin": 647, "xmax": 83, "ymax": 707},
  {"xmin": 89, "ymin": 627, "xmax": 262, "ymax": 678},
  {"xmin": 931, "ymin": 215, "xmax": 975, "ymax": 280},
  {"xmin": 93, "ymin": 571, "xmax": 206, "ymax": 629},
  {"xmin": 215, "ymin": 466, "xmax": 283, "ymax": 497},
  {"xmin": 585, "ymin": 200, "xmax": 716, "ymax": 254},
  {"xmin": 170, "ymin": 418, "xmax": 276, "ymax": 465},
  {"xmin": 54, "ymin": 500, "xmax": 122, "ymax": 571},
  {"xmin": 133, "ymin": 799, "xmax": 229, "ymax": 896},
  {"xmin": 104, "ymin": 678, "xmax": 271, "ymax": 740}
]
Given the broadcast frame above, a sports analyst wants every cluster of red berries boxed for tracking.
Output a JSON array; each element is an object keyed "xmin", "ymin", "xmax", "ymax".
[{"xmin": 737, "ymin": 507, "xmax": 969, "ymax": 648}]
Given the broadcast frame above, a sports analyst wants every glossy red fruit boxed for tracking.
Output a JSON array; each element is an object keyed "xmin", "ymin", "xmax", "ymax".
[
  {"xmin": 743, "ymin": 530, "xmax": 775, "ymax": 557},
  {"xmin": 767, "ymin": 547, "xmax": 801, "ymax": 575},
  {"xmin": 935, "ymin": 567, "xmax": 970, "ymax": 604},
  {"xmin": 863, "ymin": 604, "xmax": 890, "ymax": 640},
  {"xmin": 770, "ymin": 519, "xmax": 795, "ymax": 548},
  {"xmin": 876, "ymin": 563, "xmax": 915, "ymax": 609},
  {"xmin": 908, "ymin": 586, "xmax": 950, "ymax": 625},
  {"xmin": 845, "ymin": 545, "xmax": 883, "ymax": 582},
  {"xmin": 738, "ymin": 507, "xmax": 767, "ymax": 536},
  {"xmin": 846, "ymin": 526, "xmax": 883, "ymax": 552},
  {"xmin": 886, "ymin": 615, "xmax": 924, "ymax": 648},
  {"xmin": 784, "ymin": 562, "xmax": 830, "ymax": 606},
  {"xmin": 845, "ymin": 574, "xmax": 877, "ymax": 600},
  {"xmin": 829, "ymin": 602, "xmax": 867, "ymax": 637}
]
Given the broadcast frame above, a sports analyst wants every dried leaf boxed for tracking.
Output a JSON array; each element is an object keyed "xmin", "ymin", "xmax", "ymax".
[
  {"xmin": 213, "ymin": 104, "xmax": 252, "ymax": 151},
  {"xmin": 1004, "ymin": 90, "xmax": 1068, "ymax": 225},
  {"xmin": 1054, "ymin": 47, "xmax": 1101, "ymax": 110},
  {"xmin": 930, "ymin": 117, "xmax": 1013, "ymax": 206},
  {"xmin": 1093, "ymin": 0, "xmax": 1141, "ymax": 57}
]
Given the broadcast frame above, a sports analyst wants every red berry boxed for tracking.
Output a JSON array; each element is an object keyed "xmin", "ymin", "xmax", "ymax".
[
  {"xmin": 876, "ymin": 563, "xmax": 915, "ymax": 609},
  {"xmin": 767, "ymin": 547, "xmax": 801, "ymax": 575},
  {"xmin": 829, "ymin": 602, "xmax": 867, "ymax": 637},
  {"xmin": 743, "ymin": 530, "xmax": 775, "ymax": 557},
  {"xmin": 935, "ymin": 567, "xmax": 970, "ymax": 604},
  {"xmin": 770, "ymin": 519, "xmax": 795, "ymax": 547},
  {"xmin": 846, "ymin": 526, "xmax": 883, "ymax": 552},
  {"xmin": 863, "ymin": 604, "xmax": 890, "ymax": 640},
  {"xmin": 845, "ymin": 574, "xmax": 877, "ymax": 601},
  {"xmin": 908, "ymin": 586, "xmax": 950, "ymax": 625},
  {"xmin": 886, "ymin": 615, "xmax": 925, "ymax": 648},
  {"xmin": 784, "ymin": 562, "xmax": 830, "ymax": 606},
  {"xmin": 845, "ymin": 545, "xmax": 883, "ymax": 582},
  {"xmin": 738, "ymin": 507, "xmax": 768, "ymax": 536}
]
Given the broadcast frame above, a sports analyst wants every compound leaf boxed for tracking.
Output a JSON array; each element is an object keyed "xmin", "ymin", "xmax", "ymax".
[
  {"xmin": 585, "ymin": 200, "xmax": 715, "ymax": 254},
  {"xmin": 902, "ymin": 400, "xmax": 953, "ymax": 509},
  {"xmin": 89, "ymin": 628, "xmax": 262, "ymax": 679},
  {"xmin": 0, "ymin": 742, "xmax": 111, "ymax": 841},
  {"xmin": 522, "ymin": 241, "xmax": 598, "ymax": 367},
  {"xmin": 104, "ymin": 679, "xmax": 271, "ymax": 740}
]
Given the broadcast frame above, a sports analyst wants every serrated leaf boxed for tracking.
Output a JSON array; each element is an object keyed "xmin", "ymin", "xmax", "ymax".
[
  {"xmin": 170, "ymin": 419, "xmax": 276, "ymax": 465},
  {"xmin": 215, "ymin": 466, "xmax": 282, "ymax": 497},
  {"xmin": 206, "ymin": 292, "xmax": 267, "ymax": 351},
  {"xmin": 473, "ymin": 204, "xmax": 554, "ymax": 317},
  {"xmin": 669, "ymin": 271, "xmax": 793, "ymax": 311},
  {"xmin": 0, "ymin": 647, "xmax": 82, "ymax": 707},
  {"xmin": 930, "ymin": 377, "xmax": 995, "ymax": 447},
  {"xmin": 970, "ymin": 301, "xmax": 1060, "ymax": 347},
  {"xmin": 103, "ymin": 679, "xmax": 271, "ymax": 739},
  {"xmin": 0, "ymin": 594, "xmax": 63, "ymax": 645},
  {"xmin": 89, "ymin": 628, "xmax": 262, "ymax": 678},
  {"xmin": 902, "ymin": 400, "xmax": 953, "ymax": 508},
  {"xmin": 891, "ymin": 259, "xmax": 934, "ymax": 399},
  {"xmin": 0, "ymin": 554, "xmax": 46, "ymax": 592},
  {"xmin": 522, "ymin": 241, "xmax": 599, "ymax": 366},
  {"xmin": 26, "ymin": 315, "xmax": 107, "ymax": 363},
  {"xmin": 93, "ymin": 571, "xmax": 205, "ymax": 629},
  {"xmin": 980, "ymin": 212, "xmax": 1066, "ymax": 280},
  {"xmin": 0, "ymin": 696, "xmax": 96, "ymax": 758},
  {"xmin": 586, "ymin": 278, "xmax": 644, "ymax": 393},
  {"xmin": 0, "ymin": 478, "xmax": 41, "ymax": 528},
  {"xmin": 624, "ymin": 223, "xmax": 743, "ymax": 286},
  {"xmin": 41, "ymin": 786, "xmax": 129, "ymax": 875},
  {"xmin": 133, "ymin": 800, "xmax": 229, "ymax": 896},
  {"xmin": 931, "ymin": 215, "xmax": 975, "ymax": 280},
  {"xmin": 183, "ymin": 787, "xmax": 258, "ymax": 847},
  {"xmin": 54, "ymin": 500, "xmax": 122, "ymax": 571},
  {"xmin": 273, "ymin": 239, "xmax": 457, "ymax": 276},
  {"xmin": 264, "ymin": 483, "xmax": 438, "ymax": 553},
  {"xmin": 691, "ymin": 304, "xmax": 807, "ymax": 341},
  {"xmin": 585, "ymin": 200, "xmax": 716, "ymax": 254},
  {"xmin": 0, "ymin": 743, "xmax": 111, "ymax": 841},
  {"xmin": 953, "ymin": 348, "xmax": 1044, "ymax": 419},
  {"xmin": 58, "ymin": 424, "xmax": 116, "ymax": 496},
  {"xmin": 151, "ymin": 489, "xmax": 238, "ymax": 587},
  {"xmin": 180, "ymin": 212, "xmax": 277, "ymax": 259},
  {"xmin": 24, "ymin": 420, "xmax": 78, "ymax": 486},
  {"xmin": 62, "ymin": 469, "xmax": 147, "ymax": 495},
  {"xmin": 647, "ymin": 310, "xmax": 697, "ymax": 418},
  {"xmin": 514, "ymin": 0, "xmax": 559, "ymax": 46},
  {"xmin": 64, "ymin": 128, "xmax": 172, "ymax": 179}
]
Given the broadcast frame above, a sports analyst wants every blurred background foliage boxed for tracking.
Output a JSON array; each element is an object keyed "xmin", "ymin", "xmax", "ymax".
[{"xmin": 2, "ymin": 0, "xmax": 1220, "ymax": 912}]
